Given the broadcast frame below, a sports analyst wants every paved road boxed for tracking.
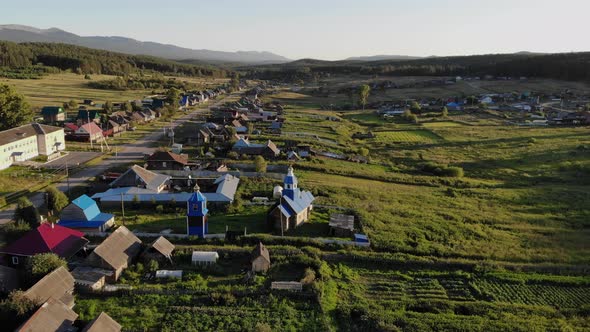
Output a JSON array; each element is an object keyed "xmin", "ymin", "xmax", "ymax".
[{"xmin": 0, "ymin": 94, "xmax": 236, "ymax": 224}]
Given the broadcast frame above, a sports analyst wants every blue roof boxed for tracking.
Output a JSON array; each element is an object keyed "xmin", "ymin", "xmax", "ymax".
[
  {"xmin": 71, "ymin": 195, "xmax": 101, "ymax": 221},
  {"xmin": 188, "ymin": 191, "xmax": 207, "ymax": 203},
  {"xmin": 59, "ymin": 213, "xmax": 114, "ymax": 228},
  {"xmin": 282, "ymin": 190, "xmax": 314, "ymax": 214},
  {"xmin": 354, "ymin": 234, "xmax": 369, "ymax": 242}
]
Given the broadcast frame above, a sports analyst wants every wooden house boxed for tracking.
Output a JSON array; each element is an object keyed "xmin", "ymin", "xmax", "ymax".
[
  {"xmin": 23, "ymin": 266, "xmax": 75, "ymax": 308},
  {"xmin": 16, "ymin": 299, "xmax": 77, "ymax": 332},
  {"xmin": 59, "ymin": 195, "xmax": 115, "ymax": 232},
  {"xmin": 81, "ymin": 312, "xmax": 122, "ymax": 332},
  {"xmin": 142, "ymin": 236, "xmax": 175, "ymax": 265},
  {"xmin": 251, "ymin": 242, "xmax": 270, "ymax": 273},
  {"xmin": 85, "ymin": 226, "xmax": 142, "ymax": 282}
]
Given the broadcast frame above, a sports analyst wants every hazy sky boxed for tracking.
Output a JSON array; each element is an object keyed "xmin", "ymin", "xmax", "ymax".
[{"xmin": 1, "ymin": 0, "xmax": 589, "ymax": 60}]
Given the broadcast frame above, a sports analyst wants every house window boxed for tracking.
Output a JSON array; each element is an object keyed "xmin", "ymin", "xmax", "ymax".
[
  {"xmin": 11, "ymin": 256, "xmax": 19, "ymax": 265},
  {"xmin": 193, "ymin": 204, "xmax": 200, "ymax": 211},
  {"xmin": 162, "ymin": 162, "xmax": 167, "ymax": 167}
]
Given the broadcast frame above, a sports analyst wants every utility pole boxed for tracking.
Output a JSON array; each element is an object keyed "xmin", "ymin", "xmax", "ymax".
[
  {"xmin": 65, "ymin": 160, "xmax": 71, "ymax": 199},
  {"xmin": 280, "ymin": 197, "xmax": 284, "ymax": 237},
  {"xmin": 88, "ymin": 112, "xmax": 94, "ymax": 150},
  {"xmin": 120, "ymin": 192, "xmax": 125, "ymax": 224}
]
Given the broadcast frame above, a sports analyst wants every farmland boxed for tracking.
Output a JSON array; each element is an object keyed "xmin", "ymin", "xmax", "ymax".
[{"xmin": 372, "ymin": 130, "xmax": 441, "ymax": 143}]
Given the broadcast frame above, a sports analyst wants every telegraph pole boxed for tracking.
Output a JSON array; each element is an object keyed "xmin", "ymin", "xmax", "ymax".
[{"xmin": 65, "ymin": 160, "xmax": 71, "ymax": 199}]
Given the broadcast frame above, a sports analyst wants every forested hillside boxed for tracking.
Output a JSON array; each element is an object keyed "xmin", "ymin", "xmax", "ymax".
[
  {"xmin": 0, "ymin": 41, "xmax": 229, "ymax": 78},
  {"xmin": 245, "ymin": 52, "xmax": 590, "ymax": 82}
]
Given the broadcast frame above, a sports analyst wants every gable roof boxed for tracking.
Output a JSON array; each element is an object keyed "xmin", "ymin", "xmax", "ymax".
[
  {"xmin": 71, "ymin": 195, "xmax": 100, "ymax": 220},
  {"xmin": 88, "ymin": 226, "xmax": 142, "ymax": 271},
  {"xmin": 23, "ymin": 266, "xmax": 75, "ymax": 307},
  {"xmin": 110, "ymin": 165, "xmax": 170, "ymax": 191},
  {"xmin": 149, "ymin": 236, "xmax": 175, "ymax": 258},
  {"xmin": 78, "ymin": 122, "xmax": 103, "ymax": 135},
  {"xmin": 0, "ymin": 124, "xmax": 63, "ymax": 147},
  {"xmin": 147, "ymin": 151, "xmax": 189, "ymax": 165},
  {"xmin": 251, "ymin": 242, "xmax": 270, "ymax": 264},
  {"xmin": 0, "ymin": 223, "xmax": 88, "ymax": 258},
  {"xmin": 16, "ymin": 299, "xmax": 78, "ymax": 332},
  {"xmin": 81, "ymin": 312, "xmax": 121, "ymax": 332}
]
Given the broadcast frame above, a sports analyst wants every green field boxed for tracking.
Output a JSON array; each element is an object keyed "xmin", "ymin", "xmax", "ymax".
[
  {"xmin": 422, "ymin": 121, "xmax": 464, "ymax": 128},
  {"xmin": 373, "ymin": 130, "xmax": 441, "ymax": 143}
]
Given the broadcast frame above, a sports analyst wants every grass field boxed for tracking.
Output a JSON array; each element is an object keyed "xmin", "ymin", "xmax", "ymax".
[
  {"xmin": 422, "ymin": 121, "xmax": 464, "ymax": 128},
  {"xmin": 0, "ymin": 73, "xmax": 227, "ymax": 109},
  {"xmin": 373, "ymin": 130, "xmax": 441, "ymax": 143}
]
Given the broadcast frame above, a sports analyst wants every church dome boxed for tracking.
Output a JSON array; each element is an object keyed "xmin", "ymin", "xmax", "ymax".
[{"xmin": 273, "ymin": 185, "xmax": 283, "ymax": 199}]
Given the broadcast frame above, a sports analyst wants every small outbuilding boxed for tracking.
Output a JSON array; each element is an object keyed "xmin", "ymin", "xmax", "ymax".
[
  {"xmin": 329, "ymin": 214, "xmax": 355, "ymax": 237},
  {"xmin": 251, "ymin": 242, "xmax": 271, "ymax": 273},
  {"xmin": 142, "ymin": 236, "xmax": 175, "ymax": 265},
  {"xmin": 82, "ymin": 312, "xmax": 122, "ymax": 332},
  {"xmin": 271, "ymin": 281, "xmax": 303, "ymax": 292},
  {"xmin": 191, "ymin": 251, "xmax": 219, "ymax": 265},
  {"xmin": 155, "ymin": 270, "xmax": 183, "ymax": 279}
]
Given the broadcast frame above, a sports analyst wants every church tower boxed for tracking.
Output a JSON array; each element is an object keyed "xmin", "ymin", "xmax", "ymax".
[
  {"xmin": 186, "ymin": 183, "xmax": 208, "ymax": 238},
  {"xmin": 282, "ymin": 166, "xmax": 298, "ymax": 200}
]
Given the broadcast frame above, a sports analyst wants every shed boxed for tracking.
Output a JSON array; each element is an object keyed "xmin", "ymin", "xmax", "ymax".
[
  {"xmin": 271, "ymin": 281, "xmax": 303, "ymax": 292},
  {"xmin": 191, "ymin": 251, "xmax": 219, "ymax": 265},
  {"xmin": 142, "ymin": 236, "xmax": 175, "ymax": 264},
  {"xmin": 82, "ymin": 312, "xmax": 122, "ymax": 332},
  {"xmin": 155, "ymin": 270, "xmax": 183, "ymax": 279},
  {"xmin": 251, "ymin": 242, "xmax": 271, "ymax": 273},
  {"xmin": 329, "ymin": 214, "xmax": 355, "ymax": 237},
  {"xmin": 71, "ymin": 266, "xmax": 110, "ymax": 292}
]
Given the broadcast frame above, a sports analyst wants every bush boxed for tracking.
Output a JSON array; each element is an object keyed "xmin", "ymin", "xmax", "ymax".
[
  {"xmin": 29, "ymin": 253, "xmax": 67, "ymax": 281},
  {"xmin": 156, "ymin": 205, "xmax": 164, "ymax": 213},
  {"xmin": 420, "ymin": 162, "xmax": 464, "ymax": 178},
  {"xmin": 46, "ymin": 186, "xmax": 69, "ymax": 213},
  {"xmin": 14, "ymin": 197, "xmax": 39, "ymax": 227}
]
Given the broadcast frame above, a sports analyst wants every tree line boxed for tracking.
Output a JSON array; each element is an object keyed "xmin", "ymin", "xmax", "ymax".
[
  {"xmin": 245, "ymin": 52, "xmax": 590, "ymax": 82},
  {"xmin": 0, "ymin": 41, "xmax": 230, "ymax": 78}
]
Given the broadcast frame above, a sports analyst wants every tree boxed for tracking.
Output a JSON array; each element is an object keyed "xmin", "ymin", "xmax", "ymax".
[
  {"xmin": 64, "ymin": 99, "xmax": 78, "ymax": 110},
  {"xmin": 254, "ymin": 156, "xmax": 267, "ymax": 173},
  {"xmin": 441, "ymin": 106, "xmax": 449, "ymax": 117},
  {"xmin": 0, "ymin": 84, "xmax": 33, "ymax": 131},
  {"xmin": 410, "ymin": 101, "xmax": 421, "ymax": 112},
  {"xmin": 45, "ymin": 186, "xmax": 68, "ymax": 215},
  {"xmin": 14, "ymin": 197, "xmax": 39, "ymax": 227},
  {"xmin": 229, "ymin": 73, "xmax": 240, "ymax": 92},
  {"xmin": 29, "ymin": 253, "xmax": 67, "ymax": 281},
  {"xmin": 120, "ymin": 101, "xmax": 132, "ymax": 113},
  {"xmin": 103, "ymin": 100, "xmax": 113, "ymax": 113},
  {"xmin": 358, "ymin": 84, "xmax": 371, "ymax": 110},
  {"xmin": 166, "ymin": 87, "xmax": 181, "ymax": 104}
]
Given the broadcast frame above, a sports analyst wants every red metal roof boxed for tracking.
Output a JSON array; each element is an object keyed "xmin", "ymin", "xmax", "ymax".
[{"xmin": 0, "ymin": 223, "xmax": 88, "ymax": 258}]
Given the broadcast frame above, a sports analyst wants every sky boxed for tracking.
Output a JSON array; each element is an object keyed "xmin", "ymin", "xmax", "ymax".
[{"xmin": 1, "ymin": 0, "xmax": 589, "ymax": 60}]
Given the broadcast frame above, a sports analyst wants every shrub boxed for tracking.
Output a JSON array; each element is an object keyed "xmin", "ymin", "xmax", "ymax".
[
  {"xmin": 29, "ymin": 253, "xmax": 67, "ymax": 281},
  {"xmin": 46, "ymin": 186, "xmax": 69, "ymax": 213},
  {"xmin": 14, "ymin": 197, "xmax": 39, "ymax": 227}
]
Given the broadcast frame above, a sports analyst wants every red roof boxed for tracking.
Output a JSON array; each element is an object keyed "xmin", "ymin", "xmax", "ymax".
[
  {"xmin": 64, "ymin": 123, "xmax": 79, "ymax": 131},
  {"xmin": 0, "ymin": 223, "xmax": 88, "ymax": 258}
]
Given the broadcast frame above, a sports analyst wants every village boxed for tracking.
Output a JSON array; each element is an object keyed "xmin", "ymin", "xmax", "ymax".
[{"xmin": 0, "ymin": 72, "xmax": 588, "ymax": 331}]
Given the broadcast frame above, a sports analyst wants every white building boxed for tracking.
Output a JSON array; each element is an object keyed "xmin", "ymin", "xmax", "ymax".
[
  {"xmin": 0, "ymin": 123, "xmax": 65, "ymax": 170},
  {"xmin": 191, "ymin": 251, "xmax": 219, "ymax": 265}
]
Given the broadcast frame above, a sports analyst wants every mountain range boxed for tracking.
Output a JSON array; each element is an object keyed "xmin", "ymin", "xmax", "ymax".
[{"xmin": 0, "ymin": 24, "xmax": 291, "ymax": 64}]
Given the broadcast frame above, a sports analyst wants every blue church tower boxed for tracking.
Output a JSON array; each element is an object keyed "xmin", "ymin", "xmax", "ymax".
[
  {"xmin": 186, "ymin": 183, "xmax": 208, "ymax": 238},
  {"xmin": 283, "ymin": 166, "xmax": 299, "ymax": 200}
]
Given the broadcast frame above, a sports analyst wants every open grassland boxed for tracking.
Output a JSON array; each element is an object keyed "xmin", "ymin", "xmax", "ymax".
[
  {"xmin": 270, "ymin": 89, "xmax": 590, "ymax": 265},
  {"xmin": 1, "ymin": 73, "xmax": 152, "ymax": 108},
  {"xmin": 373, "ymin": 130, "xmax": 441, "ymax": 143},
  {"xmin": 0, "ymin": 73, "xmax": 227, "ymax": 108}
]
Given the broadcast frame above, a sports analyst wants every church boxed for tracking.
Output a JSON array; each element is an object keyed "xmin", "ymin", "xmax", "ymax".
[
  {"xmin": 269, "ymin": 166, "xmax": 315, "ymax": 232},
  {"xmin": 186, "ymin": 184, "xmax": 209, "ymax": 238}
]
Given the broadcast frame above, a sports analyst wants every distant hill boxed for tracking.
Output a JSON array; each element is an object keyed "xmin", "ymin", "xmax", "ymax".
[
  {"xmin": 0, "ymin": 24, "xmax": 290, "ymax": 64},
  {"xmin": 345, "ymin": 55, "xmax": 422, "ymax": 61}
]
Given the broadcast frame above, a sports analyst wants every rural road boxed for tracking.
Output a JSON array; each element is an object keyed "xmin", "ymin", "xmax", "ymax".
[{"xmin": 0, "ymin": 93, "xmax": 237, "ymax": 224}]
